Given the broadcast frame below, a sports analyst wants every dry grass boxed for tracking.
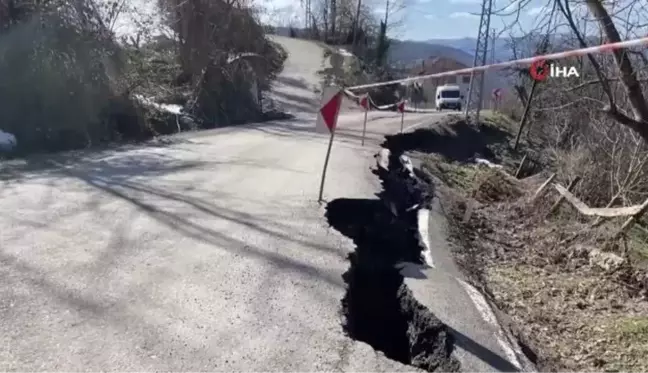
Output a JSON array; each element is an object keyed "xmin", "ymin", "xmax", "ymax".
[
  {"xmin": 447, "ymin": 171, "xmax": 648, "ymax": 371},
  {"xmin": 417, "ymin": 116, "xmax": 648, "ymax": 372}
]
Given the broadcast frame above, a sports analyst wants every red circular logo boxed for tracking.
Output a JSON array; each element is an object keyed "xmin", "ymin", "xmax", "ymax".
[{"xmin": 530, "ymin": 59, "xmax": 550, "ymax": 81}]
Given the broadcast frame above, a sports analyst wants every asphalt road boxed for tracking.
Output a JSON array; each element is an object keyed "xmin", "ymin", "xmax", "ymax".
[
  {"xmin": 0, "ymin": 110, "xmax": 439, "ymax": 372},
  {"xmin": 0, "ymin": 35, "xmax": 522, "ymax": 372}
]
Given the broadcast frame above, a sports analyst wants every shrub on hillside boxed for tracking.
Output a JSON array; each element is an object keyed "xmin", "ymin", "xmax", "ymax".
[
  {"xmin": 0, "ymin": 0, "xmax": 146, "ymax": 153},
  {"xmin": 159, "ymin": 0, "xmax": 287, "ymax": 126}
]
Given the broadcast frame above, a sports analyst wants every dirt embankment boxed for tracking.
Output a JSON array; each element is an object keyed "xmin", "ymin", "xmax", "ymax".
[{"xmin": 389, "ymin": 114, "xmax": 648, "ymax": 372}]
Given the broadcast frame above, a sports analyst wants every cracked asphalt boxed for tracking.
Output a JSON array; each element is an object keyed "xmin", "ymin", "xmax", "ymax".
[
  {"xmin": 0, "ymin": 35, "xmax": 523, "ymax": 372},
  {"xmin": 0, "ymin": 35, "xmax": 444, "ymax": 371}
]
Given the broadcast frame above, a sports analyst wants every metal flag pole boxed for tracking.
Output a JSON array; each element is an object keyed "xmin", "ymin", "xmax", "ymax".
[{"xmin": 318, "ymin": 128, "xmax": 336, "ymax": 203}]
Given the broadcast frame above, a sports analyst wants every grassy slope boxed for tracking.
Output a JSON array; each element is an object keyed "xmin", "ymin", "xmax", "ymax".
[{"xmin": 399, "ymin": 113, "xmax": 648, "ymax": 372}]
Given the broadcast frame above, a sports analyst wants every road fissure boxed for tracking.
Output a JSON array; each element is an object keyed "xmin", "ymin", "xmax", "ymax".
[{"xmin": 325, "ymin": 140, "xmax": 460, "ymax": 372}]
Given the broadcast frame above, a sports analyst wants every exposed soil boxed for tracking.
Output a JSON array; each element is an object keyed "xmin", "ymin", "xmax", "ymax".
[{"xmin": 389, "ymin": 114, "xmax": 648, "ymax": 372}]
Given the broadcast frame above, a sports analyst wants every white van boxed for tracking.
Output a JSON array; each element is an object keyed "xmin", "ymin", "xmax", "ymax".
[{"xmin": 435, "ymin": 85, "xmax": 464, "ymax": 111}]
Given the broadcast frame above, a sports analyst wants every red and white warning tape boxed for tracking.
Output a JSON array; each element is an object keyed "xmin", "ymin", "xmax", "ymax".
[
  {"xmin": 342, "ymin": 89, "xmax": 408, "ymax": 112},
  {"xmin": 342, "ymin": 87, "xmax": 437, "ymax": 113},
  {"xmin": 345, "ymin": 36, "xmax": 648, "ymax": 91}
]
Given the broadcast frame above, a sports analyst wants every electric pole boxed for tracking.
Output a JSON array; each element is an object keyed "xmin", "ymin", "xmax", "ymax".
[{"xmin": 464, "ymin": 0, "xmax": 493, "ymax": 125}]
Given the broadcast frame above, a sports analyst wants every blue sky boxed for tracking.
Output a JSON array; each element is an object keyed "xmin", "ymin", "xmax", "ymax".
[
  {"xmin": 263, "ymin": 0, "xmax": 647, "ymax": 41},
  {"xmin": 115, "ymin": 0, "xmax": 647, "ymax": 43},
  {"xmin": 401, "ymin": 0, "xmax": 548, "ymax": 39},
  {"xmin": 263, "ymin": 0, "xmax": 558, "ymax": 40}
]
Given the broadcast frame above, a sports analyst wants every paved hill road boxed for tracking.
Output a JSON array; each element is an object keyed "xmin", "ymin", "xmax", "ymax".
[
  {"xmin": 0, "ymin": 36, "xmax": 435, "ymax": 371},
  {"xmin": 0, "ymin": 36, "xmax": 520, "ymax": 372}
]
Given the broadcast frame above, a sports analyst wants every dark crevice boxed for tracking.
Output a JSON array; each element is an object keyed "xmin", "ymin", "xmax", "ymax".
[
  {"xmin": 381, "ymin": 120, "xmax": 510, "ymax": 163},
  {"xmin": 385, "ymin": 127, "xmax": 540, "ymax": 371},
  {"xmin": 326, "ymin": 145, "xmax": 459, "ymax": 372}
]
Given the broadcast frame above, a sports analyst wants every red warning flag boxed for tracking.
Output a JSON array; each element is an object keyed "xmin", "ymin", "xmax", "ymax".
[
  {"xmin": 396, "ymin": 100, "xmax": 406, "ymax": 114},
  {"xmin": 359, "ymin": 94, "xmax": 369, "ymax": 110},
  {"xmin": 316, "ymin": 87, "xmax": 343, "ymax": 134}
]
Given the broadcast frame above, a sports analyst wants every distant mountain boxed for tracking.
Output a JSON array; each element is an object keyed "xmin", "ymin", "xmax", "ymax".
[
  {"xmin": 388, "ymin": 39, "xmax": 511, "ymax": 95},
  {"xmin": 424, "ymin": 33, "xmax": 606, "ymax": 63},
  {"xmin": 425, "ymin": 38, "xmax": 478, "ymax": 56},
  {"xmin": 388, "ymin": 39, "xmax": 475, "ymax": 67},
  {"xmin": 424, "ymin": 37, "xmax": 514, "ymax": 62}
]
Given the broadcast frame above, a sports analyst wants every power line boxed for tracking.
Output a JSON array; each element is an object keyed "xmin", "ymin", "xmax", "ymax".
[{"xmin": 464, "ymin": 0, "xmax": 494, "ymax": 125}]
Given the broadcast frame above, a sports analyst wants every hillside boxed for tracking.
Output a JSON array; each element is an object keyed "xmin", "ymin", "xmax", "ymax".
[
  {"xmin": 424, "ymin": 37, "xmax": 513, "ymax": 62},
  {"xmin": 268, "ymin": 27, "xmax": 477, "ymax": 67},
  {"xmin": 389, "ymin": 39, "xmax": 475, "ymax": 67},
  {"xmin": 389, "ymin": 39, "xmax": 510, "ymax": 100},
  {"xmin": 424, "ymin": 33, "xmax": 604, "ymax": 63},
  {"xmin": 265, "ymin": 28, "xmax": 512, "ymax": 102}
]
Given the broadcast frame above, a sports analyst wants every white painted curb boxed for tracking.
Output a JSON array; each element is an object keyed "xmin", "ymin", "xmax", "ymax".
[{"xmin": 417, "ymin": 208, "xmax": 435, "ymax": 268}]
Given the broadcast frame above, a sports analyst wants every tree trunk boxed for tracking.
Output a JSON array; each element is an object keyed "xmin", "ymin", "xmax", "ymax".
[
  {"xmin": 330, "ymin": 0, "xmax": 337, "ymax": 42},
  {"xmin": 514, "ymin": 79, "xmax": 538, "ymax": 150},
  {"xmin": 514, "ymin": 84, "xmax": 528, "ymax": 106},
  {"xmin": 561, "ymin": 0, "xmax": 648, "ymax": 143},
  {"xmin": 351, "ymin": 0, "xmax": 362, "ymax": 51},
  {"xmin": 585, "ymin": 0, "xmax": 648, "ymax": 127},
  {"xmin": 323, "ymin": 0, "xmax": 328, "ymax": 41}
]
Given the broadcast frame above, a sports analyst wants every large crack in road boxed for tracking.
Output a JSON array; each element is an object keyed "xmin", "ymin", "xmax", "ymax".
[{"xmin": 325, "ymin": 141, "xmax": 460, "ymax": 372}]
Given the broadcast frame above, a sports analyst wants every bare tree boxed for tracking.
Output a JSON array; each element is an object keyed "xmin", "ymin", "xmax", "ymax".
[
  {"xmin": 558, "ymin": 0, "xmax": 648, "ymax": 142},
  {"xmin": 157, "ymin": 0, "xmax": 286, "ymax": 123},
  {"xmin": 496, "ymin": 0, "xmax": 648, "ymax": 209},
  {"xmin": 305, "ymin": 0, "xmax": 380, "ymax": 44}
]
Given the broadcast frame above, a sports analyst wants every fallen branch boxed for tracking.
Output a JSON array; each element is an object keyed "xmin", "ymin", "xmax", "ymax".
[{"xmin": 553, "ymin": 184, "xmax": 648, "ymax": 217}]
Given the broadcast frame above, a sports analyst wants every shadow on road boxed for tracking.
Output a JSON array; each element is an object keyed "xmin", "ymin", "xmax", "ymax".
[
  {"xmin": 448, "ymin": 326, "xmax": 521, "ymax": 372},
  {"xmin": 0, "ymin": 142, "xmax": 350, "ymax": 369},
  {"xmin": 270, "ymin": 91, "xmax": 317, "ymax": 113},
  {"xmin": 74, "ymin": 179, "xmax": 344, "ymax": 289},
  {"xmin": 275, "ymin": 75, "xmax": 312, "ymax": 90},
  {"xmin": 3, "ymin": 148, "xmax": 345, "ymax": 289}
]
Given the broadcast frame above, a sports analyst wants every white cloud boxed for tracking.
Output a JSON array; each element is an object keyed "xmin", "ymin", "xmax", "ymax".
[
  {"xmin": 424, "ymin": 14, "xmax": 436, "ymax": 19},
  {"xmin": 449, "ymin": 0, "xmax": 481, "ymax": 3},
  {"xmin": 449, "ymin": 12, "xmax": 479, "ymax": 18}
]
